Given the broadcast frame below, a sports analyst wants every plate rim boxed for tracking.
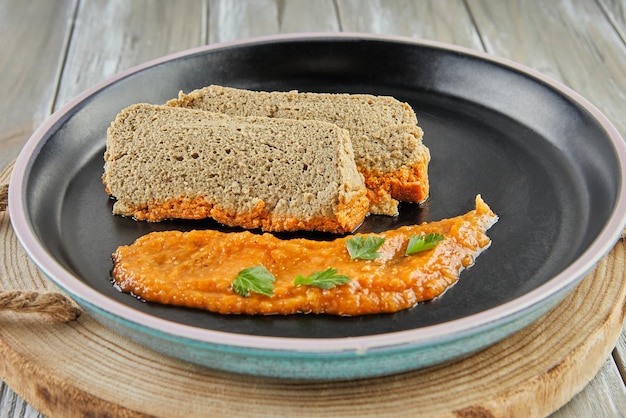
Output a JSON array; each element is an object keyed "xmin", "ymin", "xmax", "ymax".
[{"xmin": 8, "ymin": 32, "xmax": 626, "ymax": 354}]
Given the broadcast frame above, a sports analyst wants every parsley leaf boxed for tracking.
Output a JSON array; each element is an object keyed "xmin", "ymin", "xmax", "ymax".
[
  {"xmin": 232, "ymin": 266, "xmax": 276, "ymax": 297},
  {"xmin": 346, "ymin": 235, "xmax": 386, "ymax": 260},
  {"xmin": 294, "ymin": 268, "xmax": 351, "ymax": 289},
  {"xmin": 405, "ymin": 233, "xmax": 445, "ymax": 255}
]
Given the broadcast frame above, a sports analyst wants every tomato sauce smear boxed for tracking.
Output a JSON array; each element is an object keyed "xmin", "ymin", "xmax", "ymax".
[{"xmin": 111, "ymin": 195, "xmax": 498, "ymax": 316}]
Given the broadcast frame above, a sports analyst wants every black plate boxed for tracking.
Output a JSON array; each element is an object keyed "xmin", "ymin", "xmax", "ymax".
[{"xmin": 17, "ymin": 35, "xmax": 624, "ymax": 340}]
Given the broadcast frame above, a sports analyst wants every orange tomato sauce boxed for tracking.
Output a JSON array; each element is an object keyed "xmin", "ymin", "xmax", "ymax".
[{"xmin": 112, "ymin": 195, "xmax": 497, "ymax": 316}]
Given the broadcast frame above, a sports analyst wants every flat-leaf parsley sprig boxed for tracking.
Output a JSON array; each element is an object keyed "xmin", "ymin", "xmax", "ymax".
[
  {"xmin": 232, "ymin": 266, "xmax": 276, "ymax": 297},
  {"xmin": 294, "ymin": 268, "xmax": 351, "ymax": 289},
  {"xmin": 346, "ymin": 235, "xmax": 386, "ymax": 260},
  {"xmin": 405, "ymin": 233, "xmax": 445, "ymax": 255}
]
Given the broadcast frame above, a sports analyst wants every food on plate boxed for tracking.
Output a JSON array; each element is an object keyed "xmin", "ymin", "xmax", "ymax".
[
  {"xmin": 167, "ymin": 85, "xmax": 430, "ymax": 216},
  {"xmin": 111, "ymin": 195, "xmax": 497, "ymax": 316},
  {"xmin": 102, "ymin": 103, "xmax": 369, "ymax": 233}
]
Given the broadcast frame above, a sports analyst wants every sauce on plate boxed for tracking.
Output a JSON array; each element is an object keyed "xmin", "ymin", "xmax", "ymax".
[{"xmin": 111, "ymin": 195, "xmax": 497, "ymax": 316}]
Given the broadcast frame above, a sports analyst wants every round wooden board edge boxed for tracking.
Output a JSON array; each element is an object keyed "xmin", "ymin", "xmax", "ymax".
[{"xmin": 1, "ymin": 161, "xmax": 625, "ymax": 417}]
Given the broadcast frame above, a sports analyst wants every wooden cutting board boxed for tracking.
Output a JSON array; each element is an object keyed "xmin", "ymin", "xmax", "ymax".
[{"xmin": 1, "ymin": 161, "xmax": 625, "ymax": 418}]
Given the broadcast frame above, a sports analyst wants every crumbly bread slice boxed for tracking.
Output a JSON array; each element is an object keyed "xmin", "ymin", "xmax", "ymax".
[
  {"xmin": 166, "ymin": 85, "xmax": 430, "ymax": 216},
  {"xmin": 103, "ymin": 103, "xmax": 369, "ymax": 233}
]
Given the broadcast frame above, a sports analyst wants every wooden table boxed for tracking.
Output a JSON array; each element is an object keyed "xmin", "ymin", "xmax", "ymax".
[{"xmin": 1, "ymin": 1, "xmax": 625, "ymax": 416}]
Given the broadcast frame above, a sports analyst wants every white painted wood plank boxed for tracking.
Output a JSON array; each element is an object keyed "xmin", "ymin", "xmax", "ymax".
[
  {"xmin": 54, "ymin": 0, "xmax": 204, "ymax": 109},
  {"xmin": 336, "ymin": 0, "xmax": 483, "ymax": 49},
  {"xmin": 613, "ymin": 323, "xmax": 626, "ymax": 395},
  {"xmin": 467, "ymin": 0, "xmax": 626, "ymax": 415},
  {"xmin": 0, "ymin": 0, "xmax": 76, "ymax": 170},
  {"xmin": 280, "ymin": 0, "xmax": 340, "ymax": 33},
  {"xmin": 2, "ymin": 1, "xmax": 624, "ymax": 417},
  {"xmin": 598, "ymin": 0, "xmax": 626, "ymax": 43},
  {"xmin": 0, "ymin": 381, "xmax": 41, "ymax": 418},
  {"xmin": 0, "ymin": 1, "xmax": 75, "ymax": 414},
  {"xmin": 208, "ymin": 0, "xmax": 279, "ymax": 43},
  {"xmin": 207, "ymin": 0, "xmax": 340, "ymax": 43},
  {"xmin": 467, "ymin": 0, "xmax": 626, "ymax": 137},
  {"xmin": 551, "ymin": 357, "xmax": 626, "ymax": 417},
  {"xmin": 1, "ymin": 1, "xmax": 202, "ymax": 415},
  {"xmin": 208, "ymin": 0, "xmax": 481, "ymax": 46}
]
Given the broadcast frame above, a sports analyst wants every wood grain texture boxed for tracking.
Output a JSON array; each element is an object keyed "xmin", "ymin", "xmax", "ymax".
[
  {"xmin": 208, "ymin": 0, "xmax": 340, "ymax": 45},
  {"xmin": 0, "ymin": 382, "xmax": 40, "ymax": 418},
  {"xmin": 1, "ymin": 160, "xmax": 625, "ymax": 417},
  {"xmin": 208, "ymin": 0, "xmax": 280, "ymax": 43},
  {"xmin": 552, "ymin": 358, "xmax": 626, "ymax": 417},
  {"xmin": 467, "ymin": 0, "xmax": 626, "ymax": 137},
  {"xmin": 335, "ymin": 0, "xmax": 484, "ymax": 49},
  {"xmin": 599, "ymin": 0, "xmax": 626, "ymax": 43},
  {"xmin": 464, "ymin": 4, "xmax": 626, "ymax": 410},
  {"xmin": 615, "ymin": 325, "xmax": 626, "ymax": 396},
  {"xmin": 0, "ymin": 0, "xmax": 75, "ymax": 171},
  {"xmin": 1, "ymin": 1, "xmax": 204, "ymax": 415},
  {"xmin": 280, "ymin": 0, "xmax": 340, "ymax": 33},
  {"xmin": 2, "ymin": 0, "xmax": 626, "ymax": 415},
  {"xmin": 54, "ymin": 0, "xmax": 204, "ymax": 110}
]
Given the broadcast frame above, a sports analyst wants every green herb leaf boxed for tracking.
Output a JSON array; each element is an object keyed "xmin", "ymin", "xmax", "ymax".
[
  {"xmin": 405, "ymin": 233, "xmax": 445, "ymax": 255},
  {"xmin": 294, "ymin": 268, "xmax": 351, "ymax": 289},
  {"xmin": 232, "ymin": 266, "xmax": 276, "ymax": 297},
  {"xmin": 346, "ymin": 235, "xmax": 386, "ymax": 260}
]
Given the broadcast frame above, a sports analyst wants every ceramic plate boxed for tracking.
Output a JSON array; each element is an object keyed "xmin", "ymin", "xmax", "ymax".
[{"xmin": 9, "ymin": 34, "xmax": 626, "ymax": 380}]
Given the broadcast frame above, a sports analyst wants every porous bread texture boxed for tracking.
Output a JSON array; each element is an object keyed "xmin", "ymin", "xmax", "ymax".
[
  {"xmin": 103, "ymin": 103, "xmax": 369, "ymax": 233},
  {"xmin": 166, "ymin": 85, "xmax": 431, "ymax": 216}
]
